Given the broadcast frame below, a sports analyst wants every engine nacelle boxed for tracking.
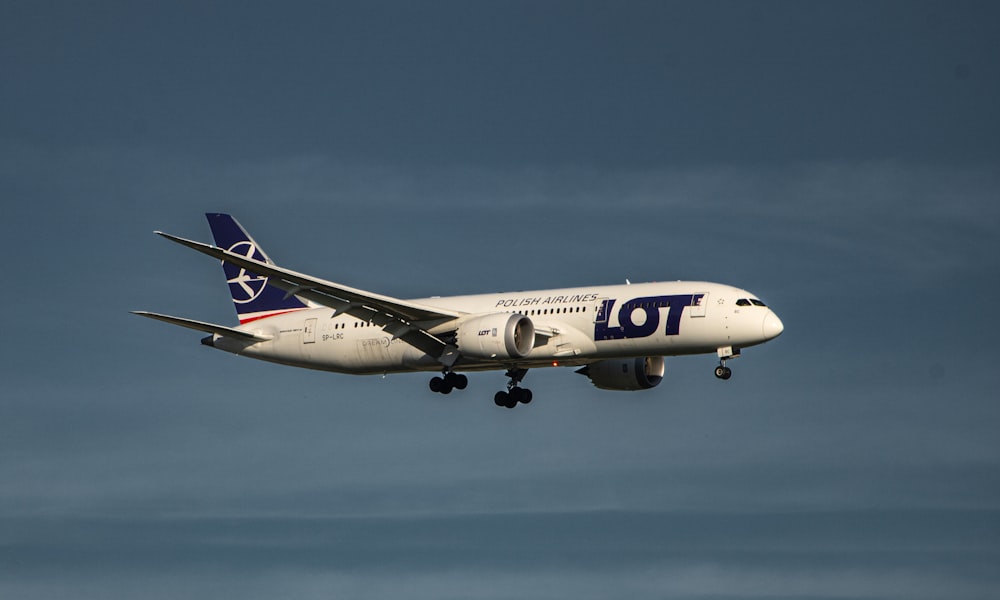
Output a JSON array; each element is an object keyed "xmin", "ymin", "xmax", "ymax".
[
  {"xmin": 456, "ymin": 313, "xmax": 535, "ymax": 360},
  {"xmin": 576, "ymin": 357, "xmax": 665, "ymax": 391}
]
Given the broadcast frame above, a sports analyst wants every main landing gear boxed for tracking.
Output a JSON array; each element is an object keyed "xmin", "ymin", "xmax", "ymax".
[
  {"xmin": 429, "ymin": 371, "xmax": 468, "ymax": 395},
  {"xmin": 494, "ymin": 368, "xmax": 532, "ymax": 409},
  {"xmin": 429, "ymin": 368, "xmax": 534, "ymax": 409}
]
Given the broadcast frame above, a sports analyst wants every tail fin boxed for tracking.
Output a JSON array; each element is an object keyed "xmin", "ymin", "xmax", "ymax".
[{"xmin": 205, "ymin": 213, "xmax": 308, "ymax": 324}]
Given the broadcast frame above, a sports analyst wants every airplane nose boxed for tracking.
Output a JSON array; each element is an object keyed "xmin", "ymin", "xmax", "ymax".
[{"xmin": 762, "ymin": 310, "xmax": 784, "ymax": 340}]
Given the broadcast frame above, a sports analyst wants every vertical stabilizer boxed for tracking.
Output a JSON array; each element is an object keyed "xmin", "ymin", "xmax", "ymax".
[{"xmin": 205, "ymin": 213, "xmax": 308, "ymax": 324}]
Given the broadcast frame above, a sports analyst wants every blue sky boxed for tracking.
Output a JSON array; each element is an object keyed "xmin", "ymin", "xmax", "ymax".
[{"xmin": 2, "ymin": 2, "xmax": 999, "ymax": 599}]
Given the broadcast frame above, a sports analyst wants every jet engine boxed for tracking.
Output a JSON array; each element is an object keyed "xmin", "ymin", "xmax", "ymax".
[
  {"xmin": 456, "ymin": 313, "xmax": 535, "ymax": 360},
  {"xmin": 576, "ymin": 356, "xmax": 665, "ymax": 391}
]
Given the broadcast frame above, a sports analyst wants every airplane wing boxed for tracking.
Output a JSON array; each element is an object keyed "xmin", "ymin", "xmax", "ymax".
[
  {"xmin": 131, "ymin": 311, "xmax": 272, "ymax": 341},
  {"xmin": 154, "ymin": 232, "xmax": 462, "ymax": 362}
]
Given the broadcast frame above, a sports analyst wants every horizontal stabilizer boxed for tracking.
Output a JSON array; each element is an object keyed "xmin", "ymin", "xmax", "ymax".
[{"xmin": 131, "ymin": 311, "xmax": 272, "ymax": 341}]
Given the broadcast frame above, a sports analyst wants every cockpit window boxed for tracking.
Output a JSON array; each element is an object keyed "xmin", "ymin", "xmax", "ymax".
[
  {"xmin": 736, "ymin": 299, "xmax": 751, "ymax": 306},
  {"xmin": 750, "ymin": 299, "xmax": 767, "ymax": 307}
]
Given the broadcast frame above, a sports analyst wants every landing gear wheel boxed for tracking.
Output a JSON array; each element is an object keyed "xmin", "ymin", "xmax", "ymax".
[
  {"xmin": 494, "ymin": 368, "xmax": 531, "ymax": 408},
  {"xmin": 431, "ymin": 372, "xmax": 466, "ymax": 395},
  {"xmin": 714, "ymin": 366, "xmax": 732, "ymax": 380},
  {"xmin": 450, "ymin": 373, "xmax": 468, "ymax": 390}
]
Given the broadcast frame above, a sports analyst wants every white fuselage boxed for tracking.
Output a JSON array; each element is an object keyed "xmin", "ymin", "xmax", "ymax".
[{"xmin": 211, "ymin": 281, "xmax": 783, "ymax": 375}]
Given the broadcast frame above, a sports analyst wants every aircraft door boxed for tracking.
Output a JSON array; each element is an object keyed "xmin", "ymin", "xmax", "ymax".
[
  {"xmin": 594, "ymin": 298, "xmax": 611, "ymax": 324},
  {"xmin": 303, "ymin": 318, "xmax": 317, "ymax": 344}
]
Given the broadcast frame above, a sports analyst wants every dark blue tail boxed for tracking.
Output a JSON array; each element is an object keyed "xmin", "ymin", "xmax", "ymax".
[{"xmin": 205, "ymin": 213, "xmax": 308, "ymax": 324}]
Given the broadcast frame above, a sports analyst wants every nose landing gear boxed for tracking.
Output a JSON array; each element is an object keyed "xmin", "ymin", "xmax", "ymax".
[
  {"xmin": 715, "ymin": 346, "xmax": 739, "ymax": 380},
  {"xmin": 714, "ymin": 363, "xmax": 733, "ymax": 380}
]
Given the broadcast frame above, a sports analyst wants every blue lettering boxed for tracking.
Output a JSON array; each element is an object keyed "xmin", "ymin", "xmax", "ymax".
[{"xmin": 594, "ymin": 294, "xmax": 704, "ymax": 340}]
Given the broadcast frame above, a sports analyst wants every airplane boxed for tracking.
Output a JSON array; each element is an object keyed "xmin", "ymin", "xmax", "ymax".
[{"xmin": 134, "ymin": 214, "xmax": 784, "ymax": 408}]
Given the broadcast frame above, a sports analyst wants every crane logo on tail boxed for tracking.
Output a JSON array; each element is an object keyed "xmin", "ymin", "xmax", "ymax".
[{"xmin": 224, "ymin": 241, "xmax": 268, "ymax": 303}]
